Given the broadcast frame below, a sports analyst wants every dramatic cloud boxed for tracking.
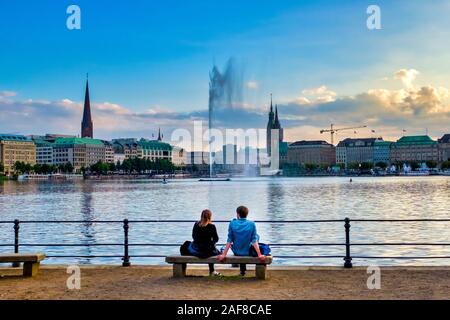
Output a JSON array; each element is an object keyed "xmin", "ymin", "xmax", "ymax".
[
  {"xmin": 0, "ymin": 69, "xmax": 449, "ymax": 147},
  {"xmin": 297, "ymin": 86, "xmax": 337, "ymax": 104},
  {"xmin": 394, "ymin": 69, "xmax": 420, "ymax": 90}
]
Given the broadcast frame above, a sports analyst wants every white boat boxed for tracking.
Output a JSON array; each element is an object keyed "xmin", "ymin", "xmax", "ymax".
[{"xmin": 399, "ymin": 171, "xmax": 430, "ymax": 176}]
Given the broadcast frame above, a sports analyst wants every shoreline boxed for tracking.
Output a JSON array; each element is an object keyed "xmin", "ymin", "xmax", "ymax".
[{"xmin": 1, "ymin": 265, "xmax": 449, "ymax": 300}]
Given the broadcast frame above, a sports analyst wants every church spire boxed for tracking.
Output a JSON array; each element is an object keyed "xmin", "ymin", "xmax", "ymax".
[
  {"xmin": 81, "ymin": 75, "xmax": 93, "ymax": 138},
  {"xmin": 157, "ymin": 128, "xmax": 162, "ymax": 141},
  {"xmin": 270, "ymin": 93, "xmax": 273, "ymax": 113},
  {"xmin": 274, "ymin": 104, "xmax": 280, "ymax": 128}
]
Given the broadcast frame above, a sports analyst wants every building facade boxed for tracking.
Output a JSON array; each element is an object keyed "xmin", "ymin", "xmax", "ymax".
[
  {"xmin": 336, "ymin": 138, "xmax": 379, "ymax": 168},
  {"xmin": 187, "ymin": 151, "xmax": 210, "ymax": 165},
  {"xmin": 0, "ymin": 134, "xmax": 36, "ymax": 174},
  {"xmin": 101, "ymin": 140, "xmax": 115, "ymax": 164},
  {"xmin": 53, "ymin": 137, "xmax": 105, "ymax": 171},
  {"xmin": 438, "ymin": 134, "xmax": 450, "ymax": 162},
  {"xmin": 172, "ymin": 146, "xmax": 186, "ymax": 166},
  {"xmin": 34, "ymin": 140, "xmax": 54, "ymax": 165},
  {"xmin": 373, "ymin": 140, "xmax": 393, "ymax": 165},
  {"xmin": 138, "ymin": 139, "xmax": 172, "ymax": 162},
  {"xmin": 287, "ymin": 140, "xmax": 336, "ymax": 166},
  {"xmin": 391, "ymin": 135, "xmax": 442, "ymax": 164},
  {"xmin": 112, "ymin": 139, "xmax": 142, "ymax": 159}
]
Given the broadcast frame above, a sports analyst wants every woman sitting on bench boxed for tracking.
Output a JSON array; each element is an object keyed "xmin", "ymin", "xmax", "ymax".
[{"xmin": 187, "ymin": 209, "xmax": 221, "ymax": 276}]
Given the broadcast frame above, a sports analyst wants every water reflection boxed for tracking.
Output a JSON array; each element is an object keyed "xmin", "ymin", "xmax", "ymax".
[
  {"xmin": 79, "ymin": 182, "xmax": 96, "ymax": 264},
  {"xmin": 0, "ymin": 177, "xmax": 449, "ymax": 266}
]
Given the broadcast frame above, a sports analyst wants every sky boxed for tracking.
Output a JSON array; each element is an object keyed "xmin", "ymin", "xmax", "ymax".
[{"xmin": 1, "ymin": 0, "xmax": 450, "ymax": 149}]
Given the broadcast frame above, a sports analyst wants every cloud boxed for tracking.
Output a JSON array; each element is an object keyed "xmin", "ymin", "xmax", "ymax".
[
  {"xmin": 394, "ymin": 69, "xmax": 420, "ymax": 89},
  {"xmin": 297, "ymin": 85, "xmax": 337, "ymax": 104},
  {"xmin": 1, "ymin": 69, "xmax": 449, "ymax": 145},
  {"xmin": 0, "ymin": 91, "xmax": 17, "ymax": 98}
]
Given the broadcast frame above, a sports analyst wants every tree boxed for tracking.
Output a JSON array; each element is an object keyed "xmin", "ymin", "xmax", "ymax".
[
  {"xmin": 0, "ymin": 162, "xmax": 4, "ymax": 174},
  {"xmin": 409, "ymin": 161, "xmax": 420, "ymax": 171},
  {"xmin": 360, "ymin": 162, "xmax": 373, "ymax": 170},
  {"xmin": 441, "ymin": 161, "xmax": 450, "ymax": 170},
  {"xmin": 305, "ymin": 163, "xmax": 318, "ymax": 171},
  {"xmin": 425, "ymin": 161, "xmax": 437, "ymax": 169},
  {"xmin": 375, "ymin": 161, "xmax": 387, "ymax": 169},
  {"xmin": 347, "ymin": 163, "xmax": 360, "ymax": 170},
  {"xmin": 13, "ymin": 161, "xmax": 25, "ymax": 174}
]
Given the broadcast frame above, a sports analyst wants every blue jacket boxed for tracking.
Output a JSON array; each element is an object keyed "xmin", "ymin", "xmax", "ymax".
[{"xmin": 227, "ymin": 218, "xmax": 260, "ymax": 256}]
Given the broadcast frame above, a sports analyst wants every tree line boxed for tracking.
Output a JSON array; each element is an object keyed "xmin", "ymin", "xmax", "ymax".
[
  {"xmin": 8, "ymin": 158, "xmax": 177, "ymax": 175},
  {"xmin": 88, "ymin": 158, "xmax": 176, "ymax": 175}
]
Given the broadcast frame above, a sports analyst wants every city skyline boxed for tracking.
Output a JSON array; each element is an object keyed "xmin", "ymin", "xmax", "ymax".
[{"xmin": 1, "ymin": 1, "xmax": 450, "ymax": 143}]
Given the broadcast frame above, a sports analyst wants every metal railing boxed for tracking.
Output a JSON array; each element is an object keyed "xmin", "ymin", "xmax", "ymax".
[{"xmin": 1, "ymin": 218, "xmax": 450, "ymax": 268}]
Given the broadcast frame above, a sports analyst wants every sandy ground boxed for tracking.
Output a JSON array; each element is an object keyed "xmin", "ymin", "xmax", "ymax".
[{"xmin": 0, "ymin": 265, "xmax": 449, "ymax": 300}]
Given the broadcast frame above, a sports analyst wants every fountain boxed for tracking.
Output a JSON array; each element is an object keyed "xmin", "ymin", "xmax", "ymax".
[{"xmin": 199, "ymin": 59, "xmax": 242, "ymax": 181}]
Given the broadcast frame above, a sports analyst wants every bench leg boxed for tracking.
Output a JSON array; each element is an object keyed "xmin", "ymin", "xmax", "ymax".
[
  {"xmin": 255, "ymin": 265, "xmax": 267, "ymax": 280},
  {"xmin": 23, "ymin": 262, "xmax": 40, "ymax": 277},
  {"xmin": 173, "ymin": 263, "xmax": 186, "ymax": 278}
]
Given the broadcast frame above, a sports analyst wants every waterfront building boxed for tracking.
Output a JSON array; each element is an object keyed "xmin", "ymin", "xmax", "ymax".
[
  {"xmin": 138, "ymin": 139, "xmax": 172, "ymax": 162},
  {"xmin": 0, "ymin": 134, "xmax": 36, "ymax": 174},
  {"xmin": 81, "ymin": 79, "xmax": 94, "ymax": 138},
  {"xmin": 33, "ymin": 138, "xmax": 54, "ymax": 165},
  {"xmin": 112, "ymin": 139, "xmax": 142, "ymax": 159},
  {"xmin": 53, "ymin": 137, "xmax": 105, "ymax": 171},
  {"xmin": 186, "ymin": 151, "xmax": 210, "ymax": 165},
  {"xmin": 114, "ymin": 153, "xmax": 126, "ymax": 165},
  {"xmin": 171, "ymin": 146, "xmax": 186, "ymax": 167},
  {"xmin": 438, "ymin": 134, "xmax": 450, "ymax": 161},
  {"xmin": 391, "ymin": 135, "xmax": 442, "ymax": 164},
  {"xmin": 336, "ymin": 138, "xmax": 380, "ymax": 168},
  {"xmin": 279, "ymin": 142, "xmax": 289, "ymax": 166},
  {"xmin": 101, "ymin": 140, "xmax": 115, "ymax": 164},
  {"xmin": 373, "ymin": 140, "xmax": 393, "ymax": 165},
  {"xmin": 287, "ymin": 140, "xmax": 335, "ymax": 166},
  {"xmin": 266, "ymin": 96, "xmax": 284, "ymax": 156}
]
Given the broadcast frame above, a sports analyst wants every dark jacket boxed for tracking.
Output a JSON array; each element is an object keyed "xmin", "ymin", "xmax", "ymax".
[{"xmin": 188, "ymin": 222, "xmax": 220, "ymax": 258}]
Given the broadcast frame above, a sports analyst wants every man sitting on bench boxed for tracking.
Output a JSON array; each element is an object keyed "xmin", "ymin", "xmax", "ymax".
[{"xmin": 218, "ymin": 206, "xmax": 266, "ymax": 276}]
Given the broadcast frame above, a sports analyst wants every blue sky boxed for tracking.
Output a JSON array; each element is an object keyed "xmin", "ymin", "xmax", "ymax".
[{"xmin": 1, "ymin": 0, "xmax": 449, "ymax": 143}]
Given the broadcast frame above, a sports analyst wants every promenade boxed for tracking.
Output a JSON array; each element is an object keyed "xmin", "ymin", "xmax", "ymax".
[{"xmin": 1, "ymin": 266, "xmax": 449, "ymax": 300}]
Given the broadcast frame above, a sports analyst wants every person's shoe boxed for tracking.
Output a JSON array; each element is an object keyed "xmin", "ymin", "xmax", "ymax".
[
  {"xmin": 210, "ymin": 271, "xmax": 222, "ymax": 277},
  {"xmin": 239, "ymin": 272, "xmax": 246, "ymax": 277}
]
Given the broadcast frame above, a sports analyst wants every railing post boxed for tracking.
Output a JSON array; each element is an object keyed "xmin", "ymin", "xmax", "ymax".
[
  {"xmin": 122, "ymin": 219, "xmax": 131, "ymax": 267},
  {"xmin": 344, "ymin": 217, "xmax": 353, "ymax": 268},
  {"xmin": 13, "ymin": 219, "xmax": 20, "ymax": 267}
]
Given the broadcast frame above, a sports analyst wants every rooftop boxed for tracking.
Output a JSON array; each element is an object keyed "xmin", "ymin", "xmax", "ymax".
[
  {"xmin": 0, "ymin": 134, "xmax": 31, "ymax": 142},
  {"xmin": 54, "ymin": 137, "xmax": 104, "ymax": 146},
  {"xmin": 438, "ymin": 134, "xmax": 450, "ymax": 144},
  {"xmin": 289, "ymin": 140, "xmax": 333, "ymax": 147},
  {"xmin": 138, "ymin": 139, "xmax": 172, "ymax": 150},
  {"xmin": 374, "ymin": 141, "xmax": 393, "ymax": 147},
  {"xmin": 337, "ymin": 138, "xmax": 379, "ymax": 147},
  {"xmin": 395, "ymin": 135, "xmax": 436, "ymax": 145}
]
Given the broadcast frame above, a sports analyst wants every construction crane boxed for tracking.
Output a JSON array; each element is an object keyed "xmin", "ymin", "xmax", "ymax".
[{"xmin": 320, "ymin": 124, "xmax": 367, "ymax": 145}]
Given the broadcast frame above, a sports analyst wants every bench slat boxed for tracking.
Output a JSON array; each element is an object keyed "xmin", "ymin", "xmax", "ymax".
[
  {"xmin": 165, "ymin": 255, "xmax": 272, "ymax": 265},
  {"xmin": 0, "ymin": 253, "xmax": 46, "ymax": 263}
]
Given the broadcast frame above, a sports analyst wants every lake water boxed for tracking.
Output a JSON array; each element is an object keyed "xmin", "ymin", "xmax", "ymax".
[{"xmin": 1, "ymin": 176, "xmax": 449, "ymax": 266}]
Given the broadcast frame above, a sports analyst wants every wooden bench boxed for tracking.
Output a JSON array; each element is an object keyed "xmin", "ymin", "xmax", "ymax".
[
  {"xmin": 165, "ymin": 255, "xmax": 273, "ymax": 280},
  {"xmin": 0, "ymin": 253, "xmax": 46, "ymax": 277}
]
